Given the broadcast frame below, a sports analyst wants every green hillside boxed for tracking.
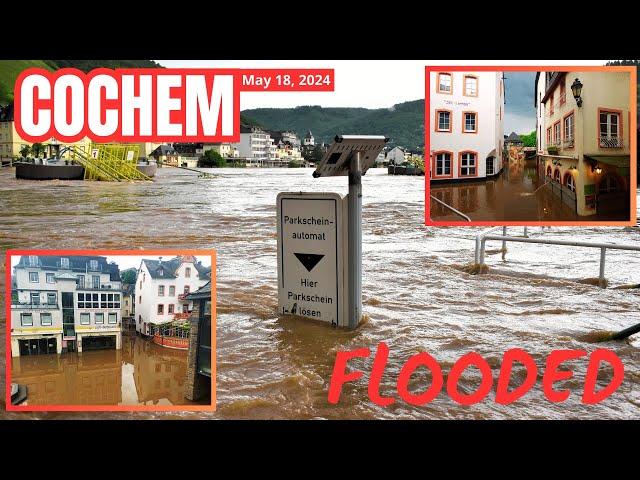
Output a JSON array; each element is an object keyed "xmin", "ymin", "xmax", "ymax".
[
  {"xmin": 0, "ymin": 59, "xmax": 160, "ymax": 106},
  {"xmin": 0, "ymin": 60, "xmax": 54, "ymax": 105},
  {"xmin": 242, "ymin": 99, "xmax": 425, "ymax": 149}
]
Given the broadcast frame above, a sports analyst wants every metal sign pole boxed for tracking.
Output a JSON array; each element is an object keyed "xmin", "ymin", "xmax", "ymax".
[{"xmin": 348, "ymin": 151, "xmax": 362, "ymax": 329}]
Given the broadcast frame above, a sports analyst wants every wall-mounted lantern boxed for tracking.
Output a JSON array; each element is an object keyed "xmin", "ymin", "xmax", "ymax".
[{"xmin": 571, "ymin": 78, "xmax": 583, "ymax": 107}]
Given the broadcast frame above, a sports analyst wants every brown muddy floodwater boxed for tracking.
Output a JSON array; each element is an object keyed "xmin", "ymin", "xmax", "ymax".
[
  {"xmin": 9, "ymin": 333, "xmax": 203, "ymax": 407},
  {"xmin": 430, "ymin": 159, "xmax": 630, "ymax": 222},
  {"xmin": 1, "ymin": 166, "xmax": 639, "ymax": 419}
]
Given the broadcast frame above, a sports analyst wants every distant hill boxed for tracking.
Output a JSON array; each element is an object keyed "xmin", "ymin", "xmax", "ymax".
[
  {"xmin": 0, "ymin": 59, "xmax": 161, "ymax": 105},
  {"xmin": 242, "ymin": 99, "xmax": 425, "ymax": 149}
]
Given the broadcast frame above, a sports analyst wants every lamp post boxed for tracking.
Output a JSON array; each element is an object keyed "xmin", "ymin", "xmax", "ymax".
[{"xmin": 571, "ymin": 78, "xmax": 583, "ymax": 107}]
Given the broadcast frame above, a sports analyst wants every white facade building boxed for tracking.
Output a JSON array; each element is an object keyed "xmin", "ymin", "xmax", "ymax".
[
  {"xmin": 135, "ymin": 256, "xmax": 210, "ymax": 335},
  {"xmin": 303, "ymin": 130, "xmax": 315, "ymax": 147},
  {"xmin": 11, "ymin": 255, "xmax": 122, "ymax": 357},
  {"xmin": 430, "ymin": 71, "xmax": 505, "ymax": 181},
  {"xmin": 386, "ymin": 146, "xmax": 408, "ymax": 165},
  {"xmin": 231, "ymin": 126, "xmax": 276, "ymax": 166}
]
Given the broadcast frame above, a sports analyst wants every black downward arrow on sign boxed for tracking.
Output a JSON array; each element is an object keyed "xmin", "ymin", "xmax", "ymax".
[{"xmin": 294, "ymin": 253, "xmax": 325, "ymax": 272}]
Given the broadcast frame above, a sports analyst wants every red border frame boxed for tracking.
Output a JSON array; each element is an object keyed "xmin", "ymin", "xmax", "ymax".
[
  {"xmin": 425, "ymin": 65, "xmax": 637, "ymax": 226},
  {"xmin": 5, "ymin": 249, "xmax": 217, "ymax": 412}
]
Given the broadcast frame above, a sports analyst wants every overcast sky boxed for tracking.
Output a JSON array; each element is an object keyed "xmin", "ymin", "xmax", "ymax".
[
  {"xmin": 158, "ymin": 60, "xmax": 605, "ymax": 134},
  {"xmin": 10, "ymin": 255, "xmax": 212, "ymax": 271}
]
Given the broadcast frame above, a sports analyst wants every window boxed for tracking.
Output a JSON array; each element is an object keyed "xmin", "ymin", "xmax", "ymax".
[
  {"xmin": 459, "ymin": 152, "xmax": 477, "ymax": 177},
  {"xmin": 139, "ymin": 281, "xmax": 142, "ymax": 290},
  {"xmin": 435, "ymin": 110, "xmax": 452, "ymax": 132},
  {"xmin": 168, "ymin": 304, "xmax": 174, "ymax": 314},
  {"xmin": 549, "ymin": 94, "xmax": 554, "ymax": 115},
  {"xmin": 21, "ymin": 313, "xmax": 33, "ymax": 326},
  {"xmin": 463, "ymin": 75, "xmax": 478, "ymax": 96},
  {"xmin": 563, "ymin": 113, "xmax": 574, "ymax": 147},
  {"xmin": 546, "ymin": 166, "xmax": 553, "ymax": 177},
  {"xmin": 599, "ymin": 110, "xmax": 622, "ymax": 147},
  {"xmin": 433, "ymin": 152, "xmax": 452, "ymax": 177},
  {"xmin": 157, "ymin": 304, "xmax": 164, "ymax": 315},
  {"xmin": 80, "ymin": 313, "xmax": 90, "ymax": 325},
  {"xmin": 47, "ymin": 293, "xmax": 56, "ymax": 305},
  {"xmin": 28, "ymin": 255, "xmax": 38, "ymax": 267},
  {"xmin": 463, "ymin": 112, "xmax": 477, "ymax": 133},
  {"xmin": 92, "ymin": 275, "xmax": 100, "ymax": 289},
  {"xmin": 30, "ymin": 292, "xmax": 40, "ymax": 305},
  {"xmin": 40, "ymin": 313, "xmax": 52, "ymax": 326},
  {"xmin": 564, "ymin": 173, "xmax": 575, "ymax": 192},
  {"xmin": 89, "ymin": 259, "xmax": 98, "ymax": 270},
  {"xmin": 437, "ymin": 73, "xmax": 452, "ymax": 94},
  {"xmin": 185, "ymin": 267, "xmax": 191, "ymax": 278},
  {"xmin": 559, "ymin": 83, "xmax": 566, "ymax": 105},
  {"xmin": 599, "ymin": 174, "xmax": 620, "ymax": 193},
  {"xmin": 46, "ymin": 273, "xmax": 55, "ymax": 284},
  {"xmin": 95, "ymin": 313, "xmax": 104, "ymax": 324},
  {"xmin": 546, "ymin": 127, "xmax": 552, "ymax": 146},
  {"xmin": 29, "ymin": 272, "xmax": 39, "ymax": 283},
  {"xmin": 553, "ymin": 169, "xmax": 561, "ymax": 183},
  {"xmin": 486, "ymin": 157, "xmax": 495, "ymax": 176},
  {"xmin": 169, "ymin": 286, "xmax": 175, "ymax": 296},
  {"xmin": 114, "ymin": 294, "xmax": 120, "ymax": 309},
  {"xmin": 553, "ymin": 122, "xmax": 561, "ymax": 145},
  {"xmin": 60, "ymin": 257, "xmax": 70, "ymax": 269},
  {"xmin": 184, "ymin": 285, "xmax": 190, "ymax": 294},
  {"xmin": 158, "ymin": 285, "xmax": 165, "ymax": 296},
  {"xmin": 78, "ymin": 293, "xmax": 85, "ymax": 308},
  {"xmin": 139, "ymin": 295, "xmax": 142, "ymax": 304},
  {"xmin": 78, "ymin": 275, "xmax": 85, "ymax": 288}
]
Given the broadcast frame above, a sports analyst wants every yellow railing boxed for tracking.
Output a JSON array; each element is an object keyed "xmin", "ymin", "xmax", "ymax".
[{"xmin": 65, "ymin": 144, "xmax": 152, "ymax": 181}]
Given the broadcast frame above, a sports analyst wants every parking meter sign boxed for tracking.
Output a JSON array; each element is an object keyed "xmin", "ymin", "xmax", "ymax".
[{"xmin": 277, "ymin": 192, "xmax": 346, "ymax": 327}]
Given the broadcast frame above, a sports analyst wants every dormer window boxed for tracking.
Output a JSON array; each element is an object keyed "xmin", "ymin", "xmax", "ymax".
[
  {"xmin": 28, "ymin": 255, "xmax": 38, "ymax": 267},
  {"xmin": 185, "ymin": 267, "xmax": 191, "ymax": 278},
  {"xmin": 89, "ymin": 259, "xmax": 98, "ymax": 270},
  {"xmin": 61, "ymin": 257, "xmax": 70, "ymax": 269},
  {"xmin": 158, "ymin": 269, "xmax": 163, "ymax": 277}
]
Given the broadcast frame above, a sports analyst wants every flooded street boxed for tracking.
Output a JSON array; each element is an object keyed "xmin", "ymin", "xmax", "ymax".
[
  {"xmin": 430, "ymin": 159, "xmax": 630, "ymax": 222},
  {"xmin": 1, "ymin": 166, "xmax": 639, "ymax": 419},
  {"xmin": 9, "ymin": 333, "xmax": 201, "ymax": 406}
]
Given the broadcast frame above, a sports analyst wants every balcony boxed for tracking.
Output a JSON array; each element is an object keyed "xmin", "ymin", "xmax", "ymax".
[
  {"xmin": 599, "ymin": 136, "xmax": 623, "ymax": 148},
  {"xmin": 11, "ymin": 303, "xmax": 58, "ymax": 310}
]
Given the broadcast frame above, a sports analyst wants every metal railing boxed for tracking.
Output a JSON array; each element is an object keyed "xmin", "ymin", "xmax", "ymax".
[
  {"xmin": 11, "ymin": 303, "xmax": 59, "ymax": 309},
  {"xmin": 599, "ymin": 136, "xmax": 624, "ymax": 148},
  {"xmin": 430, "ymin": 195, "xmax": 471, "ymax": 222},
  {"xmin": 476, "ymin": 227, "xmax": 639, "ymax": 287}
]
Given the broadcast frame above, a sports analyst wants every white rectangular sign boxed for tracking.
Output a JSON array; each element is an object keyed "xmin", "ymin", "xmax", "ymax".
[{"xmin": 277, "ymin": 192, "xmax": 346, "ymax": 327}]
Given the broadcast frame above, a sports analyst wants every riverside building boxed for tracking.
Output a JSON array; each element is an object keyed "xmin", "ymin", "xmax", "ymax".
[
  {"xmin": 10, "ymin": 255, "xmax": 123, "ymax": 357},
  {"xmin": 535, "ymin": 70, "xmax": 632, "ymax": 217},
  {"xmin": 135, "ymin": 256, "xmax": 210, "ymax": 336},
  {"xmin": 429, "ymin": 71, "xmax": 505, "ymax": 182}
]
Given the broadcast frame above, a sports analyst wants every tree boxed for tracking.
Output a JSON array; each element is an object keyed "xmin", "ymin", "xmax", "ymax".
[
  {"xmin": 120, "ymin": 268, "xmax": 137, "ymax": 284},
  {"xmin": 31, "ymin": 142, "xmax": 45, "ymax": 158},
  {"xmin": 519, "ymin": 130, "xmax": 537, "ymax": 148},
  {"xmin": 19, "ymin": 144, "xmax": 31, "ymax": 158},
  {"xmin": 200, "ymin": 149, "xmax": 226, "ymax": 167}
]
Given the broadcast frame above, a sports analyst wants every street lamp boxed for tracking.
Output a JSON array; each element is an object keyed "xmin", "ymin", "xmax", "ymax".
[{"xmin": 571, "ymin": 78, "xmax": 583, "ymax": 107}]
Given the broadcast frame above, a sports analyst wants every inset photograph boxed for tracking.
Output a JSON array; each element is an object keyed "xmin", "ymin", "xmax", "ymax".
[
  {"xmin": 426, "ymin": 66, "xmax": 637, "ymax": 225},
  {"xmin": 5, "ymin": 250, "xmax": 215, "ymax": 411}
]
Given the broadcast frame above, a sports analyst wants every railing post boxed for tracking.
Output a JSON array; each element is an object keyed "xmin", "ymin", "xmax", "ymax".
[
  {"xmin": 599, "ymin": 247, "xmax": 606, "ymax": 287},
  {"xmin": 501, "ymin": 226, "xmax": 507, "ymax": 260},
  {"xmin": 475, "ymin": 236, "xmax": 480, "ymax": 264},
  {"xmin": 523, "ymin": 226, "xmax": 528, "ymax": 237},
  {"xmin": 479, "ymin": 238, "xmax": 486, "ymax": 266}
]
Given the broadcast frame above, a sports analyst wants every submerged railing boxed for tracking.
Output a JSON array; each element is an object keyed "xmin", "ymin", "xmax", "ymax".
[
  {"xmin": 475, "ymin": 227, "xmax": 639, "ymax": 287},
  {"xmin": 430, "ymin": 195, "xmax": 471, "ymax": 222}
]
